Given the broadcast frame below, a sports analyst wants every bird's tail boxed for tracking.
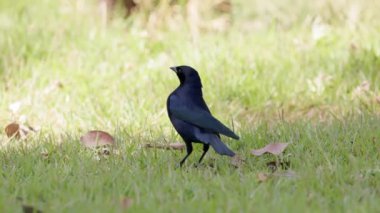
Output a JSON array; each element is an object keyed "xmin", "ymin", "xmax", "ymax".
[{"xmin": 209, "ymin": 136, "xmax": 235, "ymax": 157}]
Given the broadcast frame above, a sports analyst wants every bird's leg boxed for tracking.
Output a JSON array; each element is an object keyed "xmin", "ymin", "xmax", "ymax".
[
  {"xmin": 198, "ymin": 144, "xmax": 210, "ymax": 164},
  {"xmin": 179, "ymin": 142, "xmax": 193, "ymax": 167}
]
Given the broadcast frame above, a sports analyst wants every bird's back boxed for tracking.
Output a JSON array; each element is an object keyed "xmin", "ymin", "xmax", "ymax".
[
  {"xmin": 171, "ymin": 85, "xmax": 211, "ymax": 113},
  {"xmin": 167, "ymin": 85, "xmax": 217, "ymax": 136}
]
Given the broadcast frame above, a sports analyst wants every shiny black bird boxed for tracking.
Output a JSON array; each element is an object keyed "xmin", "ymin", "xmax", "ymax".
[{"xmin": 167, "ymin": 65, "xmax": 239, "ymax": 166}]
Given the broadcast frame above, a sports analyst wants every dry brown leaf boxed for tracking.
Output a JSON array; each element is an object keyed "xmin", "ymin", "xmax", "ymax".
[
  {"xmin": 4, "ymin": 122, "xmax": 33, "ymax": 139},
  {"xmin": 80, "ymin": 130, "xmax": 115, "ymax": 148},
  {"xmin": 257, "ymin": 172, "xmax": 270, "ymax": 182},
  {"xmin": 5, "ymin": 122, "xmax": 20, "ymax": 138},
  {"xmin": 230, "ymin": 154, "xmax": 244, "ymax": 167},
  {"xmin": 120, "ymin": 197, "xmax": 133, "ymax": 210},
  {"xmin": 251, "ymin": 143, "xmax": 289, "ymax": 156},
  {"xmin": 168, "ymin": 142, "xmax": 185, "ymax": 150},
  {"xmin": 143, "ymin": 142, "xmax": 185, "ymax": 150}
]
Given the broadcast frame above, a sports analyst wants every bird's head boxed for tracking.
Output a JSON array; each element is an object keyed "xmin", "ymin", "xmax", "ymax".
[{"xmin": 170, "ymin": 65, "xmax": 202, "ymax": 87}]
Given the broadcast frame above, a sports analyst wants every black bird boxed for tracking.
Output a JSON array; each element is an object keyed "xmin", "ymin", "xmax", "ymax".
[{"xmin": 167, "ymin": 65, "xmax": 239, "ymax": 166}]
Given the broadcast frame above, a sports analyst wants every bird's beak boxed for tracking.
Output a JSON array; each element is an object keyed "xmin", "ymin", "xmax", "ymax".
[{"xmin": 170, "ymin": 66, "xmax": 177, "ymax": 73}]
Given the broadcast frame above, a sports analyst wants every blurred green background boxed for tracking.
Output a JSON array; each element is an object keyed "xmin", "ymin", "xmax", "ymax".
[{"xmin": 0, "ymin": 0, "xmax": 379, "ymax": 134}]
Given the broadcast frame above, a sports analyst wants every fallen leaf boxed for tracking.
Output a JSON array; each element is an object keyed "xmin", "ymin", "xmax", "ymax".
[
  {"xmin": 257, "ymin": 172, "xmax": 270, "ymax": 182},
  {"xmin": 5, "ymin": 122, "xmax": 20, "ymax": 138},
  {"xmin": 168, "ymin": 142, "xmax": 185, "ymax": 150},
  {"xmin": 4, "ymin": 122, "xmax": 33, "ymax": 139},
  {"xmin": 251, "ymin": 143, "xmax": 289, "ymax": 156},
  {"xmin": 143, "ymin": 142, "xmax": 185, "ymax": 150},
  {"xmin": 80, "ymin": 130, "xmax": 115, "ymax": 148},
  {"xmin": 230, "ymin": 154, "xmax": 244, "ymax": 168},
  {"xmin": 120, "ymin": 197, "xmax": 133, "ymax": 210}
]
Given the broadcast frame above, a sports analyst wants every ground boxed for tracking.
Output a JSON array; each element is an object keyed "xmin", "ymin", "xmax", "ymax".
[{"xmin": 0, "ymin": 0, "xmax": 379, "ymax": 212}]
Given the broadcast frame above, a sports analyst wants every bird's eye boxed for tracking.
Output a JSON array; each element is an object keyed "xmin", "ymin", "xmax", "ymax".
[{"xmin": 177, "ymin": 67, "xmax": 182, "ymax": 72}]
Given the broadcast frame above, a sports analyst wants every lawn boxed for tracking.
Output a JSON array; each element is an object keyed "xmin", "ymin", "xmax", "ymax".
[{"xmin": 0, "ymin": 0, "xmax": 379, "ymax": 212}]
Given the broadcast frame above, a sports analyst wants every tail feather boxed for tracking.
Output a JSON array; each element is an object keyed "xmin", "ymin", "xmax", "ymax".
[{"xmin": 209, "ymin": 136, "xmax": 235, "ymax": 157}]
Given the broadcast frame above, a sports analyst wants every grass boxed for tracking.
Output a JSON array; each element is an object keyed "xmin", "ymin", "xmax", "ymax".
[
  {"xmin": 1, "ymin": 117, "xmax": 379, "ymax": 212},
  {"xmin": 0, "ymin": 0, "xmax": 380, "ymax": 212}
]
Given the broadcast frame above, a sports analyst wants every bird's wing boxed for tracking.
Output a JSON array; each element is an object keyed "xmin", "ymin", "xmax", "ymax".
[{"xmin": 169, "ymin": 96, "xmax": 239, "ymax": 140}]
